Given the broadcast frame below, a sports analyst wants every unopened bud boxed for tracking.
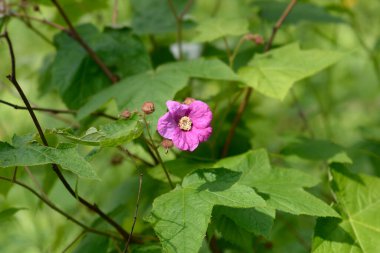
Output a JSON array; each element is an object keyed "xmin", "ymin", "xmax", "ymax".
[
  {"xmin": 183, "ymin": 97, "xmax": 196, "ymax": 105},
  {"xmin": 244, "ymin": 34, "xmax": 264, "ymax": 45},
  {"xmin": 161, "ymin": 139, "xmax": 173, "ymax": 151},
  {"xmin": 142, "ymin": 102, "xmax": 155, "ymax": 114},
  {"xmin": 111, "ymin": 154, "xmax": 124, "ymax": 166},
  {"xmin": 120, "ymin": 110, "xmax": 131, "ymax": 119},
  {"xmin": 33, "ymin": 5, "xmax": 40, "ymax": 12}
]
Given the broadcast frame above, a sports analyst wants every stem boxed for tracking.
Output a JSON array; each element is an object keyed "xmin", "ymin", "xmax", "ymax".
[
  {"xmin": 290, "ymin": 89, "xmax": 315, "ymax": 138},
  {"xmin": 142, "ymin": 116, "xmax": 174, "ymax": 189},
  {"xmin": 222, "ymin": 0, "xmax": 297, "ymax": 156},
  {"xmin": 62, "ymin": 231, "xmax": 86, "ymax": 253},
  {"xmin": 50, "ymin": 0, "xmax": 118, "ymax": 83},
  {"xmin": 8, "ymin": 12, "xmax": 68, "ymax": 32},
  {"xmin": 1, "ymin": 31, "xmax": 135, "ymax": 243},
  {"xmin": 264, "ymin": 0, "xmax": 297, "ymax": 52},
  {"xmin": 0, "ymin": 175, "xmax": 121, "ymax": 240},
  {"xmin": 118, "ymin": 146, "xmax": 154, "ymax": 167},
  {"xmin": 167, "ymin": 0, "xmax": 194, "ymax": 60},
  {"xmin": 0, "ymin": 99, "xmax": 117, "ymax": 120},
  {"xmin": 123, "ymin": 173, "xmax": 143, "ymax": 253}
]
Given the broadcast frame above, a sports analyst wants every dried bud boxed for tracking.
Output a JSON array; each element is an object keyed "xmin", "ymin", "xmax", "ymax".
[
  {"xmin": 161, "ymin": 139, "xmax": 174, "ymax": 150},
  {"xmin": 111, "ymin": 154, "xmax": 124, "ymax": 166},
  {"xmin": 33, "ymin": 5, "xmax": 40, "ymax": 12},
  {"xmin": 183, "ymin": 97, "xmax": 196, "ymax": 105},
  {"xmin": 244, "ymin": 34, "xmax": 264, "ymax": 45},
  {"xmin": 120, "ymin": 110, "xmax": 131, "ymax": 119},
  {"xmin": 142, "ymin": 101, "xmax": 155, "ymax": 114}
]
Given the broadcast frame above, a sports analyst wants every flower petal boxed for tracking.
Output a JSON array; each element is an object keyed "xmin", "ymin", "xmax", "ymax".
[
  {"xmin": 166, "ymin": 101, "xmax": 189, "ymax": 119},
  {"xmin": 157, "ymin": 112, "xmax": 177, "ymax": 139},
  {"xmin": 172, "ymin": 129, "xmax": 200, "ymax": 152},
  {"xmin": 192, "ymin": 126, "xmax": 212, "ymax": 142},
  {"xmin": 188, "ymin": 100, "xmax": 212, "ymax": 129}
]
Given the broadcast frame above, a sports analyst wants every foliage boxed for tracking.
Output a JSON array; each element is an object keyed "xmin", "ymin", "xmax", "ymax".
[{"xmin": 0, "ymin": 0, "xmax": 380, "ymax": 252}]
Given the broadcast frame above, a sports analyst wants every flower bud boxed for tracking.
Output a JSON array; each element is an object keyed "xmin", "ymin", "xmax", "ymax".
[
  {"xmin": 142, "ymin": 101, "xmax": 155, "ymax": 114},
  {"xmin": 183, "ymin": 97, "xmax": 196, "ymax": 105},
  {"xmin": 244, "ymin": 34, "xmax": 264, "ymax": 45},
  {"xmin": 120, "ymin": 110, "xmax": 131, "ymax": 119},
  {"xmin": 161, "ymin": 139, "xmax": 173, "ymax": 149}
]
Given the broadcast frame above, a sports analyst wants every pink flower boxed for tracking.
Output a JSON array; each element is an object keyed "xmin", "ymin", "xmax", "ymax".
[{"xmin": 157, "ymin": 100, "xmax": 212, "ymax": 151}]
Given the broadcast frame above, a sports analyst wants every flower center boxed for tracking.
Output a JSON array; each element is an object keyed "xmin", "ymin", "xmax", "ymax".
[{"xmin": 178, "ymin": 116, "xmax": 192, "ymax": 131}]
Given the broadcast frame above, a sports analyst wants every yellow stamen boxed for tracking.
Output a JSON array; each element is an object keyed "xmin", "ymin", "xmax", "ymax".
[{"xmin": 178, "ymin": 116, "xmax": 192, "ymax": 131}]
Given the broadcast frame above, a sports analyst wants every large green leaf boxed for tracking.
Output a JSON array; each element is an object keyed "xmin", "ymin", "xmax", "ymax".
[
  {"xmin": 52, "ymin": 114, "xmax": 143, "ymax": 147},
  {"xmin": 193, "ymin": 17, "xmax": 249, "ymax": 42},
  {"xmin": 312, "ymin": 164, "xmax": 380, "ymax": 253},
  {"xmin": 77, "ymin": 59, "xmax": 239, "ymax": 131},
  {"xmin": 216, "ymin": 149, "xmax": 340, "ymax": 217},
  {"xmin": 254, "ymin": 1, "xmax": 344, "ymax": 24},
  {"xmin": 130, "ymin": 0, "xmax": 193, "ymax": 34},
  {"xmin": 238, "ymin": 43, "xmax": 344, "ymax": 100},
  {"xmin": 145, "ymin": 168, "xmax": 266, "ymax": 253},
  {"xmin": 0, "ymin": 136, "xmax": 98, "ymax": 179},
  {"xmin": 40, "ymin": 24, "xmax": 151, "ymax": 109}
]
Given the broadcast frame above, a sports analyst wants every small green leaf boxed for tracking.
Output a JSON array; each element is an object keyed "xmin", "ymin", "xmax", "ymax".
[
  {"xmin": 0, "ymin": 136, "xmax": 98, "ymax": 179},
  {"xmin": 239, "ymin": 43, "xmax": 344, "ymax": 100},
  {"xmin": 193, "ymin": 17, "xmax": 249, "ymax": 42},
  {"xmin": 146, "ymin": 168, "xmax": 266, "ymax": 253},
  {"xmin": 53, "ymin": 114, "xmax": 144, "ymax": 147},
  {"xmin": 312, "ymin": 164, "xmax": 380, "ymax": 253}
]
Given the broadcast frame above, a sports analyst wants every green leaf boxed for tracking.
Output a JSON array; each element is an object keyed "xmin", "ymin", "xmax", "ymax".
[
  {"xmin": 213, "ymin": 210, "xmax": 253, "ymax": 252},
  {"xmin": 0, "ymin": 136, "xmax": 98, "ymax": 179},
  {"xmin": 0, "ymin": 208, "xmax": 25, "ymax": 224},
  {"xmin": 52, "ymin": 114, "xmax": 143, "ymax": 147},
  {"xmin": 216, "ymin": 149, "xmax": 339, "ymax": 217},
  {"xmin": 145, "ymin": 168, "xmax": 266, "ymax": 253},
  {"xmin": 238, "ymin": 43, "xmax": 344, "ymax": 100},
  {"xmin": 254, "ymin": 1, "xmax": 345, "ymax": 24},
  {"xmin": 77, "ymin": 59, "xmax": 239, "ymax": 131},
  {"xmin": 193, "ymin": 17, "xmax": 249, "ymax": 42},
  {"xmin": 130, "ymin": 0, "xmax": 193, "ymax": 34},
  {"xmin": 40, "ymin": 24, "xmax": 151, "ymax": 109},
  {"xmin": 214, "ymin": 206, "xmax": 275, "ymax": 239},
  {"xmin": 312, "ymin": 164, "xmax": 380, "ymax": 253}
]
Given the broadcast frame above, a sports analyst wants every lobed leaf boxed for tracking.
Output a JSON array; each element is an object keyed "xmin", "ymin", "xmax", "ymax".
[{"xmin": 239, "ymin": 43, "xmax": 344, "ymax": 100}]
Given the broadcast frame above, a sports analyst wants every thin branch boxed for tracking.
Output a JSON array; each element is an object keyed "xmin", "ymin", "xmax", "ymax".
[
  {"xmin": 50, "ymin": 0, "xmax": 118, "ymax": 83},
  {"xmin": 142, "ymin": 116, "xmax": 174, "ymax": 189},
  {"xmin": 1, "ymin": 31, "xmax": 137, "ymax": 243},
  {"xmin": 9, "ymin": 12, "xmax": 68, "ymax": 32},
  {"xmin": 0, "ymin": 99, "xmax": 118, "ymax": 120},
  {"xmin": 123, "ymin": 173, "xmax": 143, "ymax": 253},
  {"xmin": 62, "ymin": 231, "xmax": 86, "ymax": 253},
  {"xmin": 264, "ymin": 0, "xmax": 297, "ymax": 52},
  {"xmin": 118, "ymin": 146, "xmax": 154, "ymax": 167},
  {"xmin": 222, "ymin": 0, "xmax": 297, "ymax": 157},
  {"xmin": 167, "ymin": 0, "xmax": 194, "ymax": 60},
  {"xmin": 290, "ymin": 89, "xmax": 315, "ymax": 138},
  {"xmin": 24, "ymin": 166, "xmax": 49, "ymax": 199},
  {"xmin": 222, "ymin": 87, "xmax": 252, "ymax": 157},
  {"xmin": 0, "ymin": 175, "xmax": 121, "ymax": 240}
]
